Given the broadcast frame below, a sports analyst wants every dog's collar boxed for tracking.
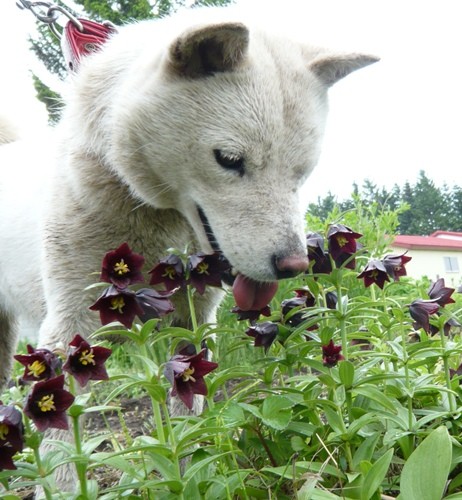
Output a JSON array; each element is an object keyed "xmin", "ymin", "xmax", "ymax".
[{"xmin": 61, "ymin": 19, "xmax": 116, "ymax": 73}]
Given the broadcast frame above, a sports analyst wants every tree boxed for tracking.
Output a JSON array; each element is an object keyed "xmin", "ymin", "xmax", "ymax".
[
  {"xmin": 307, "ymin": 170, "xmax": 462, "ymax": 236},
  {"xmin": 448, "ymin": 185, "xmax": 462, "ymax": 232},
  {"xmin": 403, "ymin": 171, "xmax": 446, "ymax": 234}
]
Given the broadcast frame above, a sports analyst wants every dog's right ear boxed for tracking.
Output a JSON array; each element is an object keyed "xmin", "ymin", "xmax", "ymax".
[{"xmin": 167, "ymin": 23, "xmax": 249, "ymax": 77}]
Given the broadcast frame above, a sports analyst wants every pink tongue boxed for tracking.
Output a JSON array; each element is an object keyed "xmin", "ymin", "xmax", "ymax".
[{"xmin": 232, "ymin": 274, "xmax": 278, "ymax": 311}]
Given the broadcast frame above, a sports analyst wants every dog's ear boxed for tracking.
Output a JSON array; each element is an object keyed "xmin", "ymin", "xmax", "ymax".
[
  {"xmin": 168, "ymin": 23, "xmax": 249, "ymax": 77},
  {"xmin": 309, "ymin": 53, "xmax": 379, "ymax": 87}
]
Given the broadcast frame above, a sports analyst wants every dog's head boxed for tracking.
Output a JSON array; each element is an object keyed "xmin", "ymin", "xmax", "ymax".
[{"xmin": 100, "ymin": 16, "xmax": 378, "ymax": 309}]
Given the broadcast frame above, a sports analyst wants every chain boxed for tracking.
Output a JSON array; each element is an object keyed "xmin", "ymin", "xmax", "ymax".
[{"xmin": 16, "ymin": 0, "xmax": 83, "ymax": 38}]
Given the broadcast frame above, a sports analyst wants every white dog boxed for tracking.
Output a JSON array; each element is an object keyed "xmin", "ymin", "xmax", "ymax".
[
  {"xmin": 0, "ymin": 6, "xmax": 377, "ymax": 383},
  {"xmin": 0, "ymin": 7, "xmax": 376, "ymax": 488}
]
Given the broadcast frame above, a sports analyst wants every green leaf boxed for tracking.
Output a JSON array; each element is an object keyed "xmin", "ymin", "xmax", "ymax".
[
  {"xmin": 353, "ymin": 434, "xmax": 380, "ymax": 470},
  {"xmin": 352, "ymin": 386, "xmax": 397, "ymax": 413},
  {"xmin": 339, "ymin": 360, "xmax": 355, "ymax": 388},
  {"xmin": 323, "ymin": 406, "xmax": 344, "ymax": 435},
  {"xmin": 398, "ymin": 426, "xmax": 452, "ymax": 500},
  {"xmin": 308, "ymin": 490, "xmax": 341, "ymax": 499},
  {"xmin": 261, "ymin": 395, "xmax": 293, "ymax": 430},
  {"xmin": 291, "ymin": 435, "xmax": 308, "ymax": 452},
  {"xmin": 220, "ymin": 401, "xmax": 246, "ymax": 428},
  {"xmin": 183, "ymin": 451, "xmax": 233, "ymax": 481},
  {"xmin": 361, "ymin": 448, "xmax": 393, "ymax": 500}
]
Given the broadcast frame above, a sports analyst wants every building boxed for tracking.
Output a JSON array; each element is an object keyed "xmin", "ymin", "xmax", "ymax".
[{"xmin": 391, "ymin": 231, "xmax": 462, "ymax": 286}]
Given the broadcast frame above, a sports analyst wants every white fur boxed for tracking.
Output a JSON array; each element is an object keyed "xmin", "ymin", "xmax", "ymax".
[{"xmin": 0, "ymin": 7, "xmax": 377, "ymax": 491}]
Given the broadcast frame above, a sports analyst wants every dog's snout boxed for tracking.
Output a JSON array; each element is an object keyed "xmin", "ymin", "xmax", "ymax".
[{"xmin": 273, "ymin": 254, "xmax": 309, "ymax": 279}]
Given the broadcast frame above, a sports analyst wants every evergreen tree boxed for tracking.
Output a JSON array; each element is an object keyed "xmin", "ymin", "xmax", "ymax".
[
  {"xmin": 306, "ymin": 170, "xmax": 462, "ymax": 236},
  {"xmin": 448, "ymin": 185, "xmax": 462, "ymax": 232},
  {"xmin": 306, "ymin": 192, "xmax": 338, "ymax": 220},
  {"xmin": 407, "ymin": 171, "xmax": 446, "ymax": 234}
]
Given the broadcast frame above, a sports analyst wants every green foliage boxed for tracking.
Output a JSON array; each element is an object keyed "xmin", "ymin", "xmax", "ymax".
[
  {"xmin": 77, "ymin": 0, "xmax": 155, "ymax": 23},
  {"xmin": 306, "ymin": 194, "xmax": 406, "ymax": 257},
  {"xmin": 2, "ymin": 190, "xmax": 462, "ymax": 498},
  {"xmin": 31, "ymin": 74, "xmax": 62, "ymax": 125},
  {"xmin": 398, "ymin": 427, "xmax": 452, "ymax": 500},
  {"xmin": 308, "ymin": 170, "xmax": 462, "ymax": 235}
]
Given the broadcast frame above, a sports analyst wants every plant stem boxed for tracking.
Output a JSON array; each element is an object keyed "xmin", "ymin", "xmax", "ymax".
[
  {"xmin": 399, "ymin": 322, "xmax": 414, "ymax": 431},
  {"xmin": 332, "ymin": 387, "xmax": 354, "ymax": 471},
  {"xmin": 161, "ymin": 402, "xmax": 185, "ymax": 499},
  {"xmin": 152, "ymin": 400, "xmax": 166, "ymax": 444},
  {"xmin": 186, "ymin": 284, "xmax": 199, "ymax": 333},
  {"xmin": 336, "ymin": 282, "xmax": 348, "ymax": 361},
  {"xmin": 24, "ymin": 418, "xmax": 53, "ymax": 500},
  {"xmin": 72, "ymin": 414, "xmax": 88, "ymax": 498},
  {"xmin": 439, "ymin": 326, "xmax": 456, "ymax": 413}
]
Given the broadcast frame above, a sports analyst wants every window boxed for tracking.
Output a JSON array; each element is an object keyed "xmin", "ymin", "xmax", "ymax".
[{"xmin": 444, "ymin": 256, "xmax": 460, "ymax": 272}]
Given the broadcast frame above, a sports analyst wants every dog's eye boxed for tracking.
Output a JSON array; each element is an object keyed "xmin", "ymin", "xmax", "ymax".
[{"xmin": 213, "ymin": 149, "xmax": 244, "ymax": 176}]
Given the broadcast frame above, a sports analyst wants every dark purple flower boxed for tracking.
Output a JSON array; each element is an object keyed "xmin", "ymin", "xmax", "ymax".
[
  {"xmin": 306, "ymin": 232, "xmax": 332, "ymax": 274},
  {"xmin": 89, "ymin": 285, "xmax": 144, "ymax": 328},
  {"xmin": 311, "ymin": 251, "xmax": 333, "ymax": 274},
  {"xmin": 322, "ymin": 340, "xmax": 344, "ymax": 367},
  {"xmin": 325, "ymin": 291, "xmax": 338, "ymax": 310},
  {"xmin": 0, "ymin": 445, "xmax": 17, "ymax": 470},
  {"xmin": 23, "ymin": 375, "xmax": 75, "ymax": 432},
  {"xmin": 335, "ymin": 251, "xmax": 360, "ymax": 270},
  {"xmin": 382, "ymin": 252, "xmax": 412, "ymax": 281},
  {"xmin": 357, "ymin": 259, "xmax": 390, "ymax": 289},
  {"xmin": 450, "ymin": 363, "xmax": 462, "ymax": 382},
  {"xmin": 149, "ymin": 254, "xmax": 186, "ymax": 291},
  {"xmin": 350, "ymin": 338, "xmax": 372, "ymax": 351},
  {"xmin": 0, "ymin": 402, "xmax": 24, "ymax": 452},
  {"xmin": 428, "ymin": 278, "xmax": 455, "ymax": 307},
  {"xmin": 188, "ymin": 252, "xmax": 231, "ymax": 295},
  {"xmin": 164, "ymin": 349, "xmax": 218, "ymax": 410},
  {"xmin": 100, "ymin": 242, "xmax": 145, "ymax": 288},
  {"xmin": 429, "ymin": 316, "xmax": 461, "ymax": 337},
  {"xmin": 14, "ymin": 345, "xmax": 62, "ymax": 383},
  {"xmin": 245, "ymin": 322, "xmax": 279, "ymax": 352},
  {"xmin": 135, "ymin": 288, "xmax": 175, "ymax": 322},
  {"xmin": 231, "ymin": 305, "xmax": 271, "ymax": 322},
  {"xmin": 281, "ymin": 289, "xmax": 315, "ymax": 327},
  {"xmin": 63, "ymin": 334, "xmax": 112, "ymax": 387},
  {"xmin": 327, "ymin": 224, "xmax": 362, "ymax": 261},
  {"xmin": 409, "ymin": 299, "xmax": 440, "ymax": 333}
]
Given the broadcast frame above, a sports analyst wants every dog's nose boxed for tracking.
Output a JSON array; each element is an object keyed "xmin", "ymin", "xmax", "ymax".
[{"xmin": 273, "ymin": 254, "xmax": 309, "ymax": 279}]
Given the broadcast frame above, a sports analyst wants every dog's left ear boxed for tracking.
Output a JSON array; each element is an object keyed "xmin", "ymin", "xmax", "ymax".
[
  {"xmin": 309, "ymin": 53, "xmax": 379, "ymax": 87},
  {"xmin": 168, "ymin": 23, "xmax": 249, "ymax": 77}
]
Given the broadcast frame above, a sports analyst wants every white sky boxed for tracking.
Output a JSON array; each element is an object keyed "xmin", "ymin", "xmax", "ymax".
[{"xmin": 1, "ymin": 0, "xmax": 461, "ymax": 203}]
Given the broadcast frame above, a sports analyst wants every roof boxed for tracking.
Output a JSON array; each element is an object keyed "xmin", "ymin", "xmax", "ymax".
[{"xmin": 392, "ymin": 231, "xmax": 462, "ymax": 251}]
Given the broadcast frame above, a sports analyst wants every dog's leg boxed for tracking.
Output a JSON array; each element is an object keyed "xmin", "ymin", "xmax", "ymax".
[{"xmin": 0, "ymin": 310, "xmax": 17, "ymax": 390}]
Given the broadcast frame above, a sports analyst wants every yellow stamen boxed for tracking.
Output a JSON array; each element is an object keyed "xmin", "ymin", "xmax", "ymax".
[
  {"xmin": 38, "ymin": 394, "xmax": 56, "ymax": 413},
  {"xmin": 27, "ymin": 360, "xmax": 46, "ymax": 378},
  {"xmin": 0, "ymin": 423, "xmax": 9, "ymax": 440},
  {"xmin": 110, "ymin": 296, "xmax": 125, "ymax": 314},
  {"xmin": 162, "ymin": 266, "xmax": 177, "ymax": 280},
  {"xmin": 181, "ymin": 367, "xmax": 196, "ymax": 382},
  {"xmin": 336, "ymin": 235, "xmax": 348, "ymax": 247},
  {"xmin": 114, "ymin": 259, "xmax": 130, "ymax": 275},
  {"xmin": 196, "ymin": 262, "xmax": 209, "ymax": 275},
  {"xmin": 79, "ymin": 349, "xmax": 95, "ymax": 366}
]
